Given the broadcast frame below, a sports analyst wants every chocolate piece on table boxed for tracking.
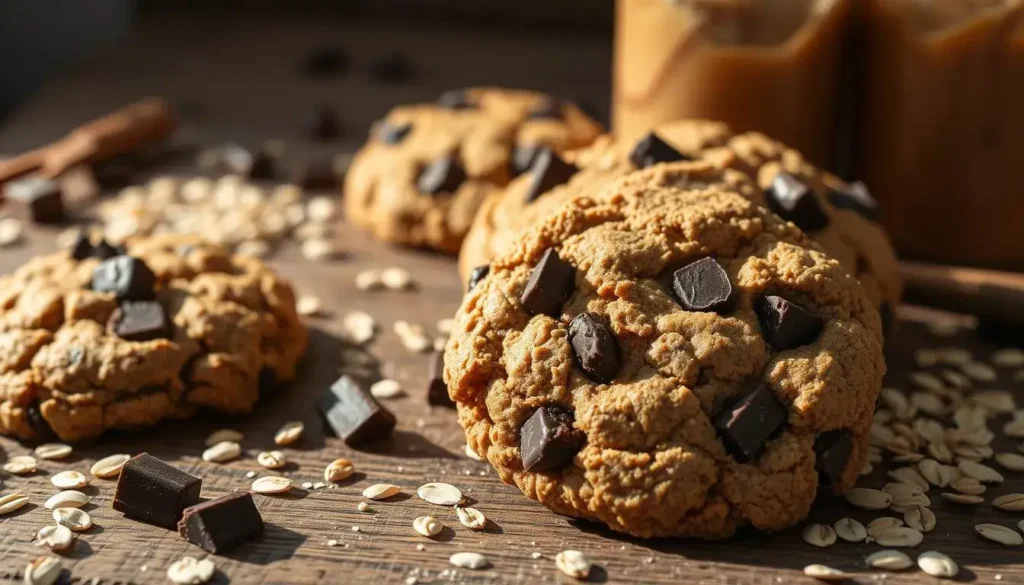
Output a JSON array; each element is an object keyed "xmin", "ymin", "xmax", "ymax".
[
  {"xmin": 672, "ymin": 257, "xmax": 734, "ymax": 313},
  {"xmin": 69, "ymin": 233, "xmax": 93, "ymax": 260},
  {"xmin": 528, "ymin": 97, "xmax": 564, "ymax": 120},
  {"xmin": 766, "ymin": 173, "xmax": 830, "ymax": 232},
  {"xmin": 511, "ymin": 145, "xmax": 541, "ymax": 176},
  {"xmin": 467, "ymin": 264, "xmax": 490, "ymax": 291},
  {"xmin": 113, "ymin": 453, "xmax": 202, "ymax": 528},
  {"xmin": 5, "ymin": 176, "xmax": 65, "ymax": 224},
  {"xmin": 320, "ymin": 375, "xmax": 396, "ymax": 447},
  {"xmin": 91, "ymin": 239, "xmax": 122, "ymax": 260},
  {"xmin": 813, "ymin": 430, "xmax": 852, "ymax": 488},
  {"xmin": 305, "ymin": 105, "xmax": 342, "ymax": 141},
  {"xmin": 377, "ymin": 121, "xmax": 412, "ymax": 145},
  {"xmin": 827, "ymin": 181, "xmax": 879, "ymax": 222},
  {"xmin": 426, "ymin": 351, "xmax": 454, "ymax": 408},
  {"xmin": 436, "ymin": 89, "xmax": 474, "ymax": 110},
  {"xmin": 520, "ymin": 248, "xmax": 576, "ymax": 318},
  {"xmin": 417, "ymin": 156, "xmax": 466, "ymax": 195},
  {"xmin": 302, "ymin": 45, "xmax": 349, "ymax": 77},
  {"xmin": 524, "ymin": 148, "xmax": 577, "ymax": 204},
  {"xmin": 520, "ymin": 405, "xmax": 583, "ymax": 472},
  {"xmin": 568, "ymin": 313, "xmax": 620, "ymax": 384},
  {"xmin": 713, "ymin": 385, "xmax": 788, "ymax": 463},
  {"xmin": 179, "ymin": 490, "xmax": 263, "ymax": 554},
  {"xmin": 290, "ymin": 159, "xmax": 337, "ymax": 190},
  {"xmin": 628, "ymin": 132, "xmax": 689, "ymax": 169},
  {"xmin": 108, "ymin": 301, "xmax": 169, "ymax": 342},
  {"xmin": 92, "ymin": 256, "xmax": 156, "ymax": 301},
  {"xmin": 755, "ymin": 294, "xmax": 824, "ymax": 350},
  {"xmin": 248, "ymin": 149, "xmax": 277, "ymax": 180},
  {"xmin": 369, "ymin": 52, "xmax": 413, "ymax": 84}
]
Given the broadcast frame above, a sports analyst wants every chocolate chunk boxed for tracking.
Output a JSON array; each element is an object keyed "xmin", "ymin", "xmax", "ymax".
[
  {"xmin": 25, "ymin": 402, "xmax": 55, "ymax": 441},
  {"xmin": 91, "ymin": 239, "xmax": 122, "ymax": 260},
  {"xmin": 178, "ymin": 491, "xmax": 263, "ymax": 554},
  {"xmin": 766, "ymin": 174, "xmax": 829, "ymax": 232},
  {"xmin": 70, "ymin": 233, "xmax": 93, "ymax": 260},
  {"xmin": 524, "ymin": 148, "xmax": 577, "ymax": 204},
  {"xmin": 108, "ymin": 301, "xmax": 169, "ymax": 342},
  {"xmin": 814, "ymin": 430, "xmax": 852, "ymax": 488},
  {"xmin": 92, "ymin": 256, "xmax": 156, "ymax": 301},
  {"xmin": 569, "ymin": 313, "xmax": 620, "ymax": 384},
  {"xmin": 467, "ymin": 264, "xmax": 490, "ymax": 291},
  {"xmin": 520, "ymin": 248, "xmax": 576, "ymax": 318},
  {"xmin": 827, "ymin": 181, "xmax": 879, "ymax": 222},
  {"xmin": 672, "ymin": 257, "xmax": 734, "ymax": 313},
  {"xmin": 528, "ymin": 97, "xmax": 564, "ymax": 120},
  {"xmin": 113, "ymin": 453, "xmax": 202, "ymax": 528},
  {"xmin": 520, "ymin": 405, "xmax": 583, "ymax": 472},
  {"xmin": 880, "ymin": 301, "xmax": 894, "ymax": 338},
  {"xmin": 511, "ymin": 145, "xmax": 541, "ymax": 176},
  {"xmin": 436, "ymin": 89, "xmax": 474, "ymax": 110},
  {"xmin": 6, "ymin": 177, "xmax": 65, "ymax": 224},
  {"xmin": 319, "ymin": 375, "xmax": 397, "ymax": 447},
  {"xmin": 305, "ymin": 105, "xmax": 342, "ymax": 141},
  {"xmin": 417, "ymin": 156, "xmax": 466, "ymax": 195},
  {"xmin": 290, "ymin": 158, "xmax": 337, "ymax": 190},
  {"xmin": 302, "ymin": 45, "xmax": 349, "ymax": 77},
  {"xmin": 755, "ymin": 295, "xmax": 824, "ymax": 350},
  {"xmin": 377, "ymin": 121, "xmax": 412, "ymax": 145},
  {"xmin": 714, "ymin": 385, "xmax": 788, "ymax": 463},
  {"xmin": 426, "ymin": 351, "xmax": 454, "ymax": 408},
  {"xmin": 369, "ymin": 52, "xmax": 413, "ymax": 84},
  {"xmin": 628, "ymin": 132, "xmax": 689, "ymax": 168}
]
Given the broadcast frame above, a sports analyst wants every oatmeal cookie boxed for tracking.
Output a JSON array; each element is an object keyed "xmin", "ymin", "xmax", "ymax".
[
  {"xmin": 344, "ymin": 87, "xmax": 602, "ymax": 253},
  {"xmin": 445, "ymin": 162, "xmax": 885, "ymax": 538},
  {"xmin": 458, "ymin": 120, "xmax": 900, "ymax": 322},
  {"xmin": 0, "ymin": 233, "xmax": 307, "ymax": 442}
]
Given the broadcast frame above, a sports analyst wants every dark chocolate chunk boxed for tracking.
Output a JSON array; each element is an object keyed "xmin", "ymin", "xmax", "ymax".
[
  {"xmin": 417, "ymin": 156, "xmax": 466, "ymax": 195},
  {"xmin": 672, "ymin": 257, "xmax": 734, "ymax": 313},
  {"xmin": 92, "ymin": 239, "xmax": 121, "ymax": 260},
  {"xmin": 179, "ymin": 490, "xmax": 263, "ymax": 554},
  {"xmin": 70, "ymin": 233, "xmax": 93, "ymax": 260},
  {"xmin": 520, "ymin": 405, "xmax": 583, "ymax": 472},
  {"xmin": 6, "ymin": 177, "xmax": 65, "ymax": 224},
  {"xmin": 814, "ymin": 430, "xmax": 852, "ymax": 488},
  {"xmin": 305, "ymin": 105, "xmax": 342, "ymax": 141},
  {"xmin": 319, "ymin": 375, "xmax": 397, "ymax": 447},
  {"xmin": 568, "ymin": 313, "xmax": 621, "ymax": 384},
  {"xmin": 714, "ymin": 385, "xmax": 788, "ymax": 463},
  {"xmin": 25, "ymin": 402, "xmax": 55, "ymax": 441},
  {"xmin": 302, "ymin": 44, "xmax": 349, "ymax": 77},
  {"xmin": 511, "ymin": 145, "xmax": 541, "ymax": 176},
  {"xmin": 248, "ymin": 149, "xmax": 276, "ymax": 180},
  {"xmin": 755, "ymin": 295, "xmax": 823, "ymax": 350},
  {"xmin": 290, "ymin": 158, "xmax": 337, "ymax": 190},
  {"xmin": 467, "ymin": 264, "xmax": 490, "ymax": 291},
  {"xmin": 766, "ymin": 173, "xmax": 829, "ymax": 232},
  {"xmin": 524, "ymin": 148, "xmax": 577, "ymax": 204},
  {"xmin": 92, "ymin": 256, "xmax": 156, "ymax": 301},
  {"xmin": 520, "ymin": 248, "xmax": 576, "ymax": 318},
  {"xmin": 827, "ymin": 181, "xmax": 879, "ymax": 222},
  {"xmin": 369, "ymin": 52, "xmax": 413, "ymax": 84},
  {"xmin": 528, "ymin": 97, "xmax": 564, "ymax": 120},
  {"xmin": 436, "ymin": 89, "xmax": 474, "ymax": 110},
  {"xmin": 113, "ymin": 453, "xmax": 202, "ymax": 528},
  {"xmin": 628, "ymin": 132, "xmax": 689, "ymax": 168},
  {"xmin": 879, "ymin": 301, "xmax": 894, "ymax": 339},
  {"xmin": 377, "ymin": 121, "xmax": 412, "ymax": 145},
  {"xmin": 108, "ymin": 301, "xmax": 169, "ymax": 342},
  {"xmin": 426, "ymin": 351, "xmax": 455, "ymax": 408}
]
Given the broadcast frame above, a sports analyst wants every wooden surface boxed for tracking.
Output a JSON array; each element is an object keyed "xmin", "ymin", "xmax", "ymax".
[{"xmin": 1, "ymin": 14, "xmax": 1023, "ymax": 585}]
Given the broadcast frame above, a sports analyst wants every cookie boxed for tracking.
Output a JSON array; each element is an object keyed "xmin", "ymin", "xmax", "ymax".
[
  {"xmin": 458, "ymin": 120, "xmax": 900, "ymax": 319},
  {"xmin": 344, "ymin": 87, "xmax": 602, "ymax": 253},
  {"xmin": 445, "ymin": 162, "xmax": 885, "ymax": 539},
  {"xmin": 0, "ymin": 234, "xmax": 307, "ymax": 442}
]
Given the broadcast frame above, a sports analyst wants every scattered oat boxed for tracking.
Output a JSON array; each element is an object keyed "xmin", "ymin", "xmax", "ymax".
[
  {"xmin": 456, "ymin": 506, "xmax": 487, "ymax": 530},
  {"xmin": 4, "ymin": 455, "xmax": 37, "ymax": 475},
  {"xmin": 464, "ymin": 445, "xmax": 484, "ymax": 462},
  {"xmin": 802, "ymin": 564, "xmax": 847, "ymax": 581},
  {"xmin": 418, "ymin": 482, "xmax": 463, "ymax": 506},
  {"xmin": 53, "ymin": 507, "xmax": 92, "ymax": 531},
  {"xmin": 992, "ymin": 348, "xmax": 1024, "ymax": 367},
  {"xmin": 35, "ymin": 524, "xmax": 75, "ymax": 552},
  {"xmin": 918, "ymin": 458, "xmax": 957, "ymax": 488},
  {"xmin": 0, "ymin": 493, "xmax": 30, "ymax": 515},
  {"xmin": 995, "ymin": 452, "xmax": 1024, "ymax": 472},
  {"xmin": 363, "ymin": 484, "xmax": 401, "ymax": 500},
  {"xmin": 90, "ymin": 453, "xmax": 130, "ymax": 479},
  {"xmin": 306, "ymin": 197, "xmax": 337, "ymax": 223},
  {"xmin": 296, "ymin": 295, "xmax": 325, "ymax": 317},
  {"xmin": 833, "ymin": 517, "xmax": 866, "ymax": 543},
  {"xmin": 301, "ymin": 238, "xmax": 338, "ymax": 261},
  {"xmin": 301, "ymin": 482, "xmax": 313, "ymax": 490},
  {"xmin": 976, "ymin": 523, "xmax": 1024, "ymax": 546},
  {"xmin": 962, "ymin": 360, "xmax": 998, "ymax": 382},
  {"xmin": 351, "ymin": 526, "xmax": 360, "ymax": 532},
  {"xmin": 844, "ymin": 487, "xmax": 892, "ymax": 510},
  {"xmin": 357, "ymin": 502, "xmax": 370, "ymax": 513},
  {"xmin": 245, "ymin": 471, "xmax": 256, "ymax": 478},
  {"xmin": 867, "ymin": 517, "xmax": 904, "ymax": 537},
  {"xmin": 903, "ymin": 505, "xmax": 936, "ymax": 533},
  {"xmin": 23, "ymin": 555, "xmax": 62, "ymax": 585},
  {"xmin": 324, "ymin": 459, "xmax": 354, "ymax": 483},
  {"xmin": 449, "ymin": 552, "xmax": 489, "ymax": 570},
  {"xmin": 327, "ymin": 539, "xmax": 339, "ymax": 547},
  {"xmin": 865, "ymin": 549, "xmax": 912, "ymax": 571},
  {"xmin": 958, "ymin": 460, "xmax": 1004, "ymax": 483},
  {"xmin": 205, "ymin": 429, "xmax": 243, "ymax": 446},
  {"xmin": 941, "ymin": 492, "xmax": 984, "ymax": 505},
  {"xmin": 394, "ymin": 320, "xmax": 431, "ymax": 353},
  {"xmin": 257, "ymin": 451, "xmax": 287, "ymax": 469},
  {"xmin": 274, "ymin": 421, "xmax": 304, "ymax": 445},
  {"xmin": 167, "ymin": 556, "xmax": 216, "ymax": 585},
  {"xmin": 370, "ymin": 379, "xmax": 404, "ymax": 399},
  {"xmin": 801, "ymin": 524, "xmax": 836, "ymax": 548},
  {"xmin": 993, "ymin": 493, "xmax": 1024, "ymax": 512},
  {"xmin": 202, "ymin": 441, "xmax": 241, "ymax": 463},
  {"xmin": 555, "ymin": 550, "xmax": 592, "ymax": 580},
  {"xmin": 910, "ymin": 371, "xmax": 944, "ymax": 391},
  {"xmin": 251, "ymin": 476, "xmax": 293, "ymax": 494},
  {"xmin": 873, "ymin": 526, "xmax": 924, "ymax": 547},
  {"xmin": 342, "ymin": 311, "xmax": 377, "ymax": 344},
  {"xmin": 950, "ymin": 476, "xmax": 986, "ymax": 495},
  {"xmin": 888, "ymin": 466, "xmax": 929, "ymax": 491},
  {"xmin": 44, "ymin": 491, "xmax": 89, "ymax": 511},
  {"xmin": 50, "ymin": 471, "xmax": 88, "ymax": 490},
  {"xmin": 413, "ymin": 515, "xmax": 442, "ymax": 537},
  {"xmin": 0, "ymin": 218, "xmax": 24, "ymax": 246},
  {"xmin": 918, "ymin": 551, "xmax": 958, "ymax": 578},
  {"xmin": 34, "ymin": 443, "xmax": 72, "ymax": 460},
  {"xmin": 355, "ymin": 269, "xmax": 383, "ymax": 291},
  {"xmin": 381, "ymin": 267, "xmax": 413, "ymax": 290}
]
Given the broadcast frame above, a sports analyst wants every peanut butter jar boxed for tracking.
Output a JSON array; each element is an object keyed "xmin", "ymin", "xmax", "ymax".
[
  {"xmin": 858, "ymin": 0, "xmax": 1024, "ymax": 268},
  {"xmin": 613, "ymin": 0, "xmax": 852, "ymax": 168}
]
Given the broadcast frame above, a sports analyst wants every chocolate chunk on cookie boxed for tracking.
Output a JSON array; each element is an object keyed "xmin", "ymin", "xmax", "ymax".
[
  {"xmin": 671, "ymin": 257, "xmax": 734, "ymax": 313},
  {"xmin": 417, "ymin": 156, "xmax": 467, "ymax": 195},
  {"xmin": 714, "ymin": 385, "xmax": 788, "ymax": 463},
  {"xmin": 755, "ymin": 295, "xmax": 823, "ymax": 350},
  {"xmin": 466, "ymin": 265, "xmax": 490, "ymax": 291},
  {"xmin": 827, "ymin": 181, "xmax": 879, "ymax": 222},
  {"xmin": 568, "ymin": 313, "xmax": 620, "ymax": 384},
  {"xmin": 108, "ymin": 301, "xmax": 169, "ymax": 342},
  {"xmin": 520, "ymin": 405, "xmax": 583, "ymax": 472},
  {"xmin": 92, "ymin": 256, "xmax": 156, "ymax": 301},
  {"xmin": 520, "ymin": 248, "xmax": 575, "ymax": 318},
  {"xmin": 766, "ymin": 173, "xmax": 829, "ymax": 232},
  {"xmin": 524, "ymin": 148, "xmax": 577, "ymax": 203},
  {"xmin": 814, "ymin": 430, "xmax": 853, "ymax": 488},
  {"xmin": 628, "ymin": 132, "xmax": 690, "ymax": 168}
]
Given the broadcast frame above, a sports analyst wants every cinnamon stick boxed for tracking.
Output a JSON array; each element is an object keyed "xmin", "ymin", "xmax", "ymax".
[{"xmin": 900, "ymin": 261, "xmax": 1024, "ymax": 327}]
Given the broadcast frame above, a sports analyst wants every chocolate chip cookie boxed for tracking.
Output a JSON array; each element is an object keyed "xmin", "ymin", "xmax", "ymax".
[
  {"xmin": 458, "ymin": 120, "xmax": 901, "ymax": 322},
  {"xmin": 344, "ymin": 87, "xmax": 602, "ymax": 253},
  {"xmin": 0, "ymin": 233, "xmax": 307, "ymax": 442},
  {"xmin": 445, "ymin": 162, "xmax": 885, "ymax": 538}
]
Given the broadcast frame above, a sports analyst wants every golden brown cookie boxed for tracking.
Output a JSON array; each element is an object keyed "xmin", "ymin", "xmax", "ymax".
[
  {"xmin": 445, "ymin": 162, "xmax": 885, "ymax": 539},
  {"xmin": 458, "ymin": 120, "xmax": 900, "ymax": 324},
  {"xmin": 0, "ymin": 233, "xmax": 307, "ymax": 442},
  {"xmin": 344, "ymin": 87, "xmax": 602, "ymax": 253}
]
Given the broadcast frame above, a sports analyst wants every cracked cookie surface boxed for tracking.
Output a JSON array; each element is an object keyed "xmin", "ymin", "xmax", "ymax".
[
  {"xmin": 445, "ymin": 162, "xmax": 885, "ymax": 538},
  {"xmin": 458, "ymin": 120, "xmax": 900, "ymax": 319},
  {"xmin": 344, "ymin": 87, "xmax": 602, "ymax": 253},
  {"xmin": 0, "ymin": 233, "xmax": 307, "ymax": 442}
]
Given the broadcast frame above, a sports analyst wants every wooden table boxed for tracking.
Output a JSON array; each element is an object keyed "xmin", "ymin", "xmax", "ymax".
[{"xmin": 1, "ymin": 14, "xmax": 1022, "ymax": 585}]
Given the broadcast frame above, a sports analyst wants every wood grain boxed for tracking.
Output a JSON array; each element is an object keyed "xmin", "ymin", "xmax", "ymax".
[{"xmin": 1, "ymin": 14, "xmax": 1022, "ymax": 585}]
